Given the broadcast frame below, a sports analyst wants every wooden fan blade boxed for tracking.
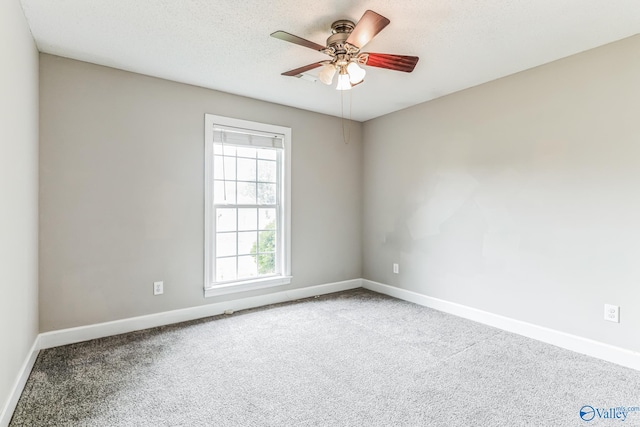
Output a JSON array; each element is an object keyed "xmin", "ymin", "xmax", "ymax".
[
  {"xmin": 270, "ymin": 31, "xmax": 326, "ymax": 52},
  {"xmin": 361, "ymin": 53, "xmax": 419, "ymax": 73},
  {"xmin": 281, "ymin": 62, "xmax": 325, "ymax": 77},
  {"xmin": 345, "ymin": 10, "xmax": 390, "ymax": 49}
]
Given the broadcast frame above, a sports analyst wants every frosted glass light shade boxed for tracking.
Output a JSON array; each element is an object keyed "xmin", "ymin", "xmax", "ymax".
[
  {"xmin": 336, "ymin": 73, "xmax": 351, "ymax": 90},
  {"xmin": 318, "ymin": 64, "xmax": 336, "ymax": 85},
  {"xmin": 347, "ymin": 62, "xmax": 366, "ymax": 84}
]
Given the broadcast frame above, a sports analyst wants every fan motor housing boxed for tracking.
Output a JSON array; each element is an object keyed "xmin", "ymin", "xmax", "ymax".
[
  {"xmin": 327, "ymin": 20, "xmax": 355, "ymax": 52},
  {"xmin": 331, "ymin": 20, "xmax": 355, "ymax": 34}
]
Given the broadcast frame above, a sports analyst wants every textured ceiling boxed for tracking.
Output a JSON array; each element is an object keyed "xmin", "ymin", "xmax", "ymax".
[{"xmin": 20, "ymin": 0, "xmax": 640, "ymax": 122}]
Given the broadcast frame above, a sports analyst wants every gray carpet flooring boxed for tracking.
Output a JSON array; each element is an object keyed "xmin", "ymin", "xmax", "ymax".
[{"xmin": 10, "ymin": 289, "xmax": 640, "ymax": 426}]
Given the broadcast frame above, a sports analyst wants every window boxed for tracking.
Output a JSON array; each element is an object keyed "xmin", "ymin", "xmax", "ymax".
[{"xmin": 204, "ymin": 114, "xmax": 291, "ymax": 297}]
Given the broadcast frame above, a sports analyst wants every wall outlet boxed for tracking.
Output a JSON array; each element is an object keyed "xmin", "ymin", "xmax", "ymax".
[
  {"xmin": 393, "ymin": 263, "xmax": 399, "ymax": 274},
  {"xmin": 153, "ymin": 281, "xmax": 164, "ymax": 296},
  {"xmin": 604, "ymin": 304, "xmax": 619, "ymax": 323}
]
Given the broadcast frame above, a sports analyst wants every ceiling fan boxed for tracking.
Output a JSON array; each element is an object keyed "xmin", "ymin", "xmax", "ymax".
[{"xmin": 271, "ymin": 10, "xmax": 419, "ymax": 90}]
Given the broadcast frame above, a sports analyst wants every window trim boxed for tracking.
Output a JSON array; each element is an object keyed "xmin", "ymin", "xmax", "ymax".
[{"xmin": 204, "ymin": 114, "xmax": 291, "ymax": 297}]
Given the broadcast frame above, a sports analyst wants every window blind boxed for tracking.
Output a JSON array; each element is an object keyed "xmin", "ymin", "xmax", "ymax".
[{"xmin": 213, "ymin": 125, "xmax": 284, "ymax": 149}]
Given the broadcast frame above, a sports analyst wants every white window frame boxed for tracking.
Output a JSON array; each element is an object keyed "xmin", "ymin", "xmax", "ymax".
[{"xmin": 204, "ymin": 114, "xmax": 292, "ymax": 297}]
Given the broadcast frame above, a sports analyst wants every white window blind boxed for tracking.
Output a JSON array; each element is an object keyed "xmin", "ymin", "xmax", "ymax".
[{"xmin": 213, "ymin": 125, "xmax": 284, "ymax": 149}]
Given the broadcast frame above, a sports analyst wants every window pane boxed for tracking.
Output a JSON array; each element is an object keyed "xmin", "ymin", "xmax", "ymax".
[
  {"xmin": 238, "ymin": 231, "xmax": 257, "ymax": 255},
  {"xmin": 258, "ymin": 160, "xmax": 276, "ymax": 183},
  {"xmin": 216, "ymin": 208, "xmax": 236, "ymax": 232},
  {"xmin": 257, "ymin": 183, "xmax": 276, "ymax": 205},
  {"xmin": 216, "ymin": 232, "xmax": 236, "ymax": 257},
  {"xmin": 214, "ymin": 155, "xmax": 236, "ymax": 180},
  {"xmin": 237, "ymin": 182, "xmax": 256, "ymax": 204},
  {"xmin": 237, "ymin": 147, "xmax": 257, "ymax": 159},
  {"xmin": 238, "ymin": 208, "xmax": 257, "ymax": 231},
  {"xmin": 214, "ymin": 181, "xmax": 236, "ymax": 204},
  {"xmin": 216, "ymin": 257, "xmax": 237, "ymax": 282},
  {"xmin": 259, "ymin": 208, "xmax": 276, "ymax": 230},
  {"xmin": 257, "ymin": 149, "xmax": 277, "ymax": 160},
  {"xmin": 258, "ymin": 230, "xmax": 275, "ymax": 253},
  {"xmin": 257, "ymin": 253, "xmax": 275, "ymax": 275},
  {"xmin": 237, "ymin": 157, "xmax": 256, "ymax": 182},
  {"xmin": 238, "ymin": 255, "xmax": 257, "ymax": 279},
  {"xmin": 214, "ymin": 144, "xmax": 236, "ymax": 156}
]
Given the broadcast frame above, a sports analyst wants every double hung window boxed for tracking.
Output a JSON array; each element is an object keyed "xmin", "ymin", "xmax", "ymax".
[{"xmin": 204, "ymin": 115, "xmax": 291, "ymax": 297}]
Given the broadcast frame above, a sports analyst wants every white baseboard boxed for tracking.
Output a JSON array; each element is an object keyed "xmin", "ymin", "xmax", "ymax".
[
  {"xmin": 39, "ymin": 279, "xmax": 362, "ymax": 350},
  {"xmin": 0, "ymin": 336, "xmax": 41, "ymax": 427},
  {"xmin": 362, "ymin": 279, "xmax": 640, "ymax": 371}
]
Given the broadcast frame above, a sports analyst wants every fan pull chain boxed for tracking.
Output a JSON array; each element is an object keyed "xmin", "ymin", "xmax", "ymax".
[{"xmin": 341, "ymin": 88, "xmax": 352, "ymax": 144}]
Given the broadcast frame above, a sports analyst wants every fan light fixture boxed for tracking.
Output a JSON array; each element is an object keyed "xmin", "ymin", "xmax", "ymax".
[
  {"xmin": 335, "ymin": 66, "xmax": 351, "ymax": 90},
  {"xmin": 347, "ymin": 62, "xmax": 366, "ymax": 85},
  {"xmin": 318, "ymin": 64, "xmax": 336, "ymax": 85},
  {"xmin": 318, "ymin": 61, "xmax": 366, "ymax": 90}
]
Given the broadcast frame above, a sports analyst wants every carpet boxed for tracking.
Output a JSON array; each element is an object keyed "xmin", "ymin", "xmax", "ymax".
[{"xmin": 10, "ymin": 289, "xmax": 640, "ymax": 426}]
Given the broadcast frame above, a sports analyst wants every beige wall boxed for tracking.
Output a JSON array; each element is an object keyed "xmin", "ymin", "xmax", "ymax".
[
  {"xmin": 39, "ymin": 54, "xmax": 362, "ymax": 331},
  {"xmin": 0, "ymin": 0, "xmax": 39, "ymax": 418},
  {"xmin": 363, "ymin": 35, "xmax": 640, "ymax": 352}
]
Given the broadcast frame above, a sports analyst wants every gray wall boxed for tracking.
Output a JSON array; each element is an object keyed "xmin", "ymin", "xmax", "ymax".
[
  {"xmin": 39, "ymin": 54, "xmax": 362, "ymax": 332},
  {"xmin": 0, "ymin": 0, "xmax": 39, "ymax": 416},
  {"xmin": 363, "ymin": 35, "xmax": 640, "ymax": 352}
]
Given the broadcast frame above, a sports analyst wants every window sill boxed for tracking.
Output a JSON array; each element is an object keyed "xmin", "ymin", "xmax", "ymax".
[{"xmin": 204, "ymin": 276, "xmax": 292, "ymax": 298}]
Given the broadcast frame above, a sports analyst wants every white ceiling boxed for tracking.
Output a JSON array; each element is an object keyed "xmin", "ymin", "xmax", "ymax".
[{"xmin": 20, "ymin": 0, "xmax": 640, "ymax": 122}]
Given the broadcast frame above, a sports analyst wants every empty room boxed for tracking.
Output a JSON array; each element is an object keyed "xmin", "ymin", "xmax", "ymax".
[{"xmin": 2, "ymin": 0, "xmax": 640, "ymax": 425}]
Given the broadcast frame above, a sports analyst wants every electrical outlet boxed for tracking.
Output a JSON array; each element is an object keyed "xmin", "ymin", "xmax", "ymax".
[
  {"xmin": 393, "ymin": 263, "xmax": 399, "ymax": 274},
  {"xmin": 153, "ymin": 281, "xmax": 164, "ymax": 296},
  {"xmin": 604, "ymin": 304, "xmax": 619, "ymax": 323}
]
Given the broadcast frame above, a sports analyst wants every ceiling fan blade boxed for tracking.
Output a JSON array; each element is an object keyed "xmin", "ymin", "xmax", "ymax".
[
  {"xmin": 345, "ymin": 10, "xmax": 390, "ymax": 49},
  {"xmin": 281, "ymin": 62, "xmax": 325, "ymax": 77},
  {"xmin": 270, "ymin": 31, "xmax": 326, "ymax": 52},
  {"xmin": 361, "ymin": 53, "xmax": 419, "ymax": 73}
]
